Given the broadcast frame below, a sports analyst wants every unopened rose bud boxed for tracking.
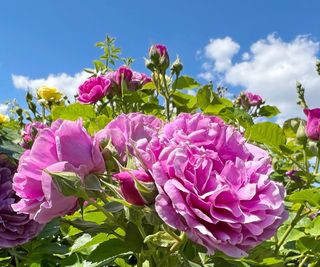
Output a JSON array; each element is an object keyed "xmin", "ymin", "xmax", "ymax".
[
  {"xmin": 148, "ymin": 44, "xmax": 169, "ymax": 73},
  {"xmin": 113, "ymin": 170, "xmax": 156, "ymax": 206},
  {"xmin": 171, "ymin": 57, "xmax": 183, "ymax": 76}
]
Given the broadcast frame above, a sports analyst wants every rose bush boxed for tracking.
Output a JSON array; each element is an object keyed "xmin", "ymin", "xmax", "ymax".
[{"xmin": 0, "ymin": 36, "xmax": 319, "ymax": 266}]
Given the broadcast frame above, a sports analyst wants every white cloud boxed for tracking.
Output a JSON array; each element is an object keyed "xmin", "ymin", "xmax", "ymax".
[
  {"xmin": 12, "ymin": 71, "xmax": 89, "ymax": 100},
  {"xmin": 203, "ymin": 37, "xmax": 240, "ymax": 72},
  {"xmin": 199, "ymin": 34, "xmax": 320, "ymax": 121},
  {"xmin": 0, "ymin": 104, "xmax": 8, "ymax": 114}
]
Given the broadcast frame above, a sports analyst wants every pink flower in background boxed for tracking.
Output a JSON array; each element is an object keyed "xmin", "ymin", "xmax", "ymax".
[
  {"xmin": 151, "ymin": 113, "xmax": 287, "ymax": 258},
  {"xmin": 244, "ymin": 91, "xmax": 263, "ymax": 106},
  {"xmin": 113, "ymin": 170, "xmax": 153, "ymax": 205},
  {"xmin": 95, "ymin": 113, "xmax": 163, "ymax": 164},
  {"xmin": 115, "ymin": 66, "xmax": 133, "ymax": 85},
  {"xmin": 12, "ymin": 120, "xmax": 105, "ymax": 224},
  {"xmin": 105, "ymin": 67, "xmax": 151, "ymax": 93},
  {"xmin": 304, "ymin": 108, "xmax": 320, "ymax": 141},
  {"xmin": 78, "ymin": 76, "xmax": 111, "ymax": 104},
  {"xmin": 20, "ymin": 121, "xmax": 47, "ymax": 149}
]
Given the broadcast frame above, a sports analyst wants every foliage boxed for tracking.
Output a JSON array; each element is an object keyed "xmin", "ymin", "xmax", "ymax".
[{"xmin": 1, "ymin": 35, "xmax": 320, "ymax": 267}]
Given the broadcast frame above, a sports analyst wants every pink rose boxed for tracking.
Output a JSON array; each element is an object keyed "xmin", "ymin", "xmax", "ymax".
[
  {"xmin": 105, "ymin": 67, "xmax": 151, "ymax": 93},
  {"xmin": 304, "ymin": 108, "xmax": 320, "ymax": 141},
  {"xmin": 78, "ymin": 76, "xmax": 111, "ymax": 104},
  {"xmin": 244, "ymin": 92, "xmax": 263, "ymax": 106},
  {"xmin": 151, "ymin": 113, "xmax": 287, "ymax": 258},
  {"xmin": 95, "ymin": 113, "xmax": 163, "ymax": 164},
  {"xmin": 113, "ymin": 170, "xmax": 153, "ymax": 205},
  {"xmin": 12, "ymin": 120, "xmax": 105, "ymax": 223}
]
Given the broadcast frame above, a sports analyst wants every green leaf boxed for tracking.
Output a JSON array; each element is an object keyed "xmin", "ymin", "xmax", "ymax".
[
  {"xmin": 52, "ymin": 103, "xmax": 96, "ymax": 121},
  {"xmin": 288, "ymin": 188, "xmax": 320, "ymax": 207},
  {"xmin": 296, "ymin": 236, "xmax": 320, "ymax": 253},
  {"xmin": 87, "ymin": 115, "xmax": 110, "ymax": 135},
  {"xmin": 87, "ymin": 239, "xmax": 129, "ymax": 263},
  {"xmin": 104, "ymin": 202, "xmax": 124, "ymax": 213},
  {"xmin": 124, "ymin": 222, "xmax": 143, "ymax": 252},
  {"xmin": 71, "ymin": 233, "xmax": 109, "ymax": 254},
  {"xmin": 141, "ymin": 82, "xmax": 156, "ymax": 90},
  {"xmin": 144, "ymin": 231, "xmax": 176, "ymax": 247},
  {"xmin": 259, "ymin": 105, "xmax": 280, "ymax": 118},
  {"xmin": 49, "ymin": 171, "xmax": 86, "ymax": 198},
  {"xmin": 173, "ymin": 76, "xmax": 200, "ymax": 90},
  {"xmin": 172, "ymin": 91, "xmax": 197, "ymax": 112},
  {"xmin": 0, "ymin": 140, "xmax": 24, "ymax": 159},
  {"xmin": 197, "ymin": 85, "xmax": 212, "ymax": 110},
  {"xmin": 306, "ymin": 216, "xmax": 320, "ymax": 236},
  {"xmin": 245, "ymin": 122, "xmax": 286, "ymax": 148}
]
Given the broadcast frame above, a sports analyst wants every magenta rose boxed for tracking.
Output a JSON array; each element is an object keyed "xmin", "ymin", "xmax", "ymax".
[
  {"xmin": 113, "ymin": 170, "xmax": 153, "ymax": 206},
  {"xmin": 105, "ymin": 67, "xmax": 151, "ymax": 93},
  {"xmin": 150, "ymin": 113, "xmax": 287, "ymax": 258},
  {"xmin": 244, "ymin": 92, "xmax": 263, "ymax": 106},
  {"xmin": 115, "ymin": 66, "xmax": 133, "ymax": 86},
  {"xmin": 78, "ymin": 76, "xmax": 111, "ymax": 104},
  {"xmin": 20, "ymin": 121, "xmax": 47, "ymax": 149},
  {"xmin": 129, "ymin": 71, "xmax": 152, "ymax": 91},
  {"xmin": 304, "ymin": 108, "xmax": 320, "ymax": 141},
  {"xmin": 12, "ymin": 120, "xmax": 105, "ymax": 224},
  {"xmin": 95, "ymin": 113, "xmax": 163, "ymax": 164}
]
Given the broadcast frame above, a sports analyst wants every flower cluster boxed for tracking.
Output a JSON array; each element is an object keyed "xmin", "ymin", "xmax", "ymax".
[
  {"xmin": 0, "ymin": 155, "xmax": 43, "ymax": 248},
  {"xmin": 94, "ymin": 112, "xmax": 287, "ymax": 257},
  {"xmin": 77, "ymin": 66, "xmax": 151, "ymax": 104}
]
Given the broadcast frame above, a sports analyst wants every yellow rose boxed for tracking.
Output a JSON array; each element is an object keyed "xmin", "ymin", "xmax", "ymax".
[
  {"xmin": 0, "ymin": 114, "xmax": 9, "ymax": 124},
  {"xmin": 37, "ymin": 86, "xmax": 62, "ymax": 102}
]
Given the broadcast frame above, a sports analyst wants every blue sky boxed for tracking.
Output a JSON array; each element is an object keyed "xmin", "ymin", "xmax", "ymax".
[{"xmin": 1, "ymin": 0, "xmax": 320, "ymax": 119}]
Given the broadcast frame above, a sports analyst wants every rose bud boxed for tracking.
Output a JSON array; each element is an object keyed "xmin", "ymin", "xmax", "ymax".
[
  {"xmin": 113, "ymin": 170, "xmax": 156, "ymax": 206},
  {"xmin": 304, "ymin": 108, "xmax": 320, "ymax": 141},
  {"xmin": 148, "ymin": 44, "xmax": 169, "ymax": 73}
]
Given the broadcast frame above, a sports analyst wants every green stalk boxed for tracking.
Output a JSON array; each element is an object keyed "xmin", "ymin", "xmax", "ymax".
[
  {"xmin": 161, "ymin": 73, "xmax": 171, "ymax": 121},
  {"xmin": 136, "ymin": 224, "xmax": 157, "ymax": 267},
  {"xmin": 298, "ymin": 255, "xmax": 309, "ymax": 267},
  {"xmin": 275, "ymin": 204, "xmax": 305, "ymax": 254}
]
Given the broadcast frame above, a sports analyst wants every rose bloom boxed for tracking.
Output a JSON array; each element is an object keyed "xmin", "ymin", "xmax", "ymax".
[
  {"xmin": 105, "ymin": 67, "xmax": 151, "ymax": 93},
  {"xmin": 20, "ymin": 121, "xmax": 47, "ymax": 149},
  {"xmin": 12, "ymin": 120, "xmax": 105, "ymax": 224},
  {"xmin": 243, "ymin": 92, "xmax": 263, "ymax": 106},
  {"xmin": 95, "ymin": 113, "xmax": 163, "ymax": 164},
  {"xmin": 149, "ymin": 113, "xmax": 287, "ymax": 258},
  {"xmin": 78, "ymin": 76, "xmax": 111, "ymax": 104},
  {"xmin": 0, "ymin": 155, "xmax": 43, "ymax": 248},
  {"xmin": 0, "ymin": 114, "xmax": 9, "ymax": 124},
  {"xmin": 304, "ymin": 108, "xmax": 320, "ymax": 141},
  {"xmin": 37, "ymin": 86, "xmax": 62, "ymax": 102}
]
